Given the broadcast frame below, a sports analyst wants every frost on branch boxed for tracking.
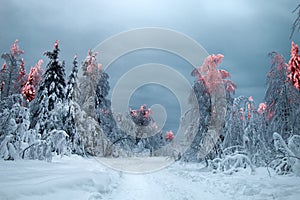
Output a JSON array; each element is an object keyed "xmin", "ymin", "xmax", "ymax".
[{"xmin": 288, "ymin": 41, "xmax": 300, "ymax": 91}]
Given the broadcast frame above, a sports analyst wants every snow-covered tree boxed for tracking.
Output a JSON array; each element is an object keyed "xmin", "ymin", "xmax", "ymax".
[
  {"xmin": 29, "ymin": 40, "xmax": 68, "ymax": 157},
  {"xmin": 223, "ymin": 96, "xmax": 246, "ymax": 149},
  {"xmin": 242, "ymin": 97, "xmax": 269, "ymax": 166},
  {"xmin": 95, "ymin": 70, "xmax": 116, "ymax": 136},
  {"xmin": 64, "ymin": 55, "xmax": 84, "ymax": 155},
  {"xmin": 184, "ymin": 54, "xmax": 232, "ymax": 162},
  {"xmin": 1, "ymin": 39, "xmax": 24, "ymax": 99},
  {"xmin": 288, "ymin": 41, "xmax": 300, "ymax": 91},
  {"xmin": 14, "ymin": 58, "xmax": 27, "ymax": 94},
  {"xmin": 182, "ymin": 78, "xmax": 211, "ymax": 162},
  {"xmin": 0, "ymin": 95, "xmax": 37, "ymax": 160},
  {"xmin": 265, "ymin": 52, "xmax": 300, "ymax": 141},
  {"xmin": 22, "ymin": 60, "xmax": 43, "ymax": 102},
  {"xmin": 271, "ymin": 132, "xmax": 300, "ymax": 175},
  {"xmin": 77, "ymin": 50, "xmax": 102, "ymax": 119}
]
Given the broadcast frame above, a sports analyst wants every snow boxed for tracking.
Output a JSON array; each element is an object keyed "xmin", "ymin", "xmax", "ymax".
[
  {"xmin": 1, "ymin": 156, "xmax": 300, "ymax": 200},
  {"xmin": 0, "ymin": 155, "xmax": 120, "ymax": 200}
]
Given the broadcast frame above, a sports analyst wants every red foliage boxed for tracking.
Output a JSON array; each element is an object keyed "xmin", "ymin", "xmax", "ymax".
[
  {"xmin": 165, "ymin": 130, "xmax": 174, "ymax": 141},
  {"xmin": 10, "ymin": 39, "xmax": 24, "ymax": 57},
  {"xmin": 288, "ymin": 41, "xmax": 300, "ymax": 90}
]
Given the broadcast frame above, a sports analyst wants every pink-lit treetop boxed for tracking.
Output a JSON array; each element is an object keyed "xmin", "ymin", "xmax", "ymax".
[
  {"xmin": 21, "ymin": 60, "xmax": 43, "ymax": 102},
  {"xmin": 31, "ymin": 60, "xmax": 43, "ymax": 86},
  {"xmin": 83, "ymin": 50, "xmax": 102, "ymax": 80},
  {"xmin": 288, "ymin": 41, "xmax": 300, "ymax": 91},
  {"xmin": 10, "ymin": 39, "xmax": 24, "ymax": 58},
  {"xmin": 165, "ymin": 130, "xmax": 174, "ymax": 141},
  {"xmin": 257, "ymin": 102, "xmax": 267, "ymax": 115},
  {"xmin": 130, "ymin": 104, "xmax": 152, "ymax": 126},
  {"xmin": 192, "ymin": 54, "xmax": 236, "ymax": 96}
]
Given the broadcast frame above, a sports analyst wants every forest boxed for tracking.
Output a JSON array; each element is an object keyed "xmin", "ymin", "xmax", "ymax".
[{"xmin": 0, "ymin": 31, "xmax": 299, "ymax": 176}]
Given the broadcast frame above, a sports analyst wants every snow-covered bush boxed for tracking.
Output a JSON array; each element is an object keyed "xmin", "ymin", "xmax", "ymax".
[
  {"xmin": 209, "ymin": 145, "xmax": 255, "ymax": 174},
  {"xmin": 0, "ymin": 100, "xmax": 39, "ymax": 160},
  {"xmin": 271, "ymin": 132, "xmax": 300, "ymax": 175}
]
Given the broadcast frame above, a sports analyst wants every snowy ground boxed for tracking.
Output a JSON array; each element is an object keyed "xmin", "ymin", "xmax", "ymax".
[{"xmin": 1, "ymin": 156, "xmax": 300, "ymax": 200}]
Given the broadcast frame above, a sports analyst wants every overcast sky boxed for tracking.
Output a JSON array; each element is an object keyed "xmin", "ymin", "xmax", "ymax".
[{"xmin": 0, "ymin": 0, "xmax": 299, "ymax": 132}]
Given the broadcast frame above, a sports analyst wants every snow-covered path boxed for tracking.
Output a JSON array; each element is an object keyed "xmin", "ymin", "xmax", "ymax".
[
  {"xmin": 105, "ymin": 159, "xmax": 300, "ymax": 200},
  {"xmin": 108, "ymin": 173, "xmax": 168, "ymax": 200},
  {"xmin": 1, "ymin": 156, "xmax": 300, "ymax": 200},
  {"xmin": 107, "ymin": 167, "xmax": 225, "ymax": 200}
]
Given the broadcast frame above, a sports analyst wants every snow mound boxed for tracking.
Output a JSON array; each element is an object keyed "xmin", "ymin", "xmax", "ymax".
[{"xmin": 0, "ymin": 155, "xmax": 120, "ymax": 200}]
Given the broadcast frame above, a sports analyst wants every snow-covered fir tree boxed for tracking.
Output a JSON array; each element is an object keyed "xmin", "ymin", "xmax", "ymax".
[
  {"xmin": 29, "ymin": 40, "xmax": 68, "ymax": 157},
  {"xmin": 64, "ymin": 55, "xmax": 84, "ymax": 155}
]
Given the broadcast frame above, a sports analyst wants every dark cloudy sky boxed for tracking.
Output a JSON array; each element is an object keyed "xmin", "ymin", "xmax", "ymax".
[{"xmin": 0, "ymin": 0, "xmax": 299, "ymax": 132}]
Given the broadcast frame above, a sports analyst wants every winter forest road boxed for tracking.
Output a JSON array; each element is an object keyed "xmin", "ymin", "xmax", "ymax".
[
  {"xmin": 101, "ymin": 157, "xmax": 300, "ymax": 200},
  {"xmin": 101, "ymin": 157, "xmax": 235, "ymax": 200},
  {"xmin": 1, "ymin": 156, "xmax": 300, "ymax": 200}
]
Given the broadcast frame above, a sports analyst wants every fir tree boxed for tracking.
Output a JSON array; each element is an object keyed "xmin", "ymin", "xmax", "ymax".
[
  {"xmin": 30, "ymin": 40, "xmax": 66, "ymax": 138},
  {"xmin": 64, "ymin": 55, "xmax": 84, "ymax": 155}
]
